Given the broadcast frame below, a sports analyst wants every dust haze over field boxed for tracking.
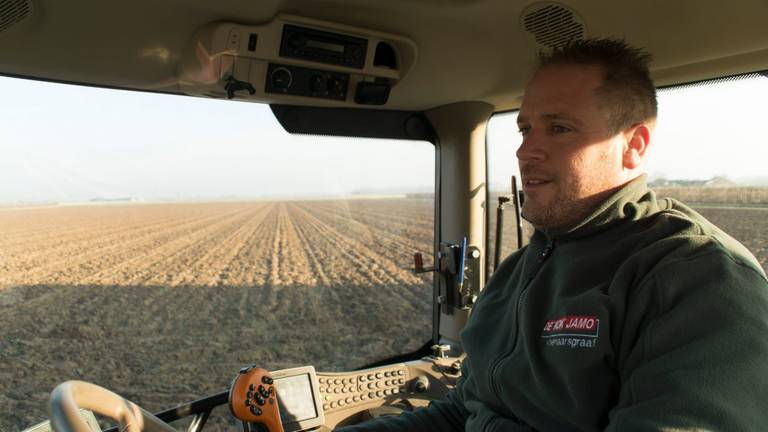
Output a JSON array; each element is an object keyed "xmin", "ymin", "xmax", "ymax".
[{"xmin": 0, "ymin": 199, "xmax": 434, "ymax": 431}]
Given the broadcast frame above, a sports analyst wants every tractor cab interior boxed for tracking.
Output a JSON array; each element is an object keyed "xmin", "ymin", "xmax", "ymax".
[{"xmin": 1, "ymin": 1, "xmax": 767, "ymax": 431}]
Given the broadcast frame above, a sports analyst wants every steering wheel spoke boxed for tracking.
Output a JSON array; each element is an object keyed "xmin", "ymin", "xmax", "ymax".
[{"xmin": 49, "ymin": 381, "xmax": 176, "ymax": 432}]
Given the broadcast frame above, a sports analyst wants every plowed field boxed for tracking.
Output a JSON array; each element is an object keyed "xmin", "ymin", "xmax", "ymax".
[
  {"xmin": 0, "ymin": 199, "xmax": 434, "ymax": 431},
  {"xmin": 1, "ymin": 199, "xmax": 765, "ymax": 431}
]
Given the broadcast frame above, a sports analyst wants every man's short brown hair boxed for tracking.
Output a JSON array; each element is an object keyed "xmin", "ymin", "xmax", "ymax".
[{"xmin": 538, "ymin": 38, "xmax": 658, "ymax": 135}]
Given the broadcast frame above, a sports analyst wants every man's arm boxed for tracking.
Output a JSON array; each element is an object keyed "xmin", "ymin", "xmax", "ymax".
[{"xmin": 607, "ymin": 252, "xmax": 768, "ymax": 430}]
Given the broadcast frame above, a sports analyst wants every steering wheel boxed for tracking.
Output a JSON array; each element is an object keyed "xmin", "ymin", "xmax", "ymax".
[{"xmin": 48, "ymin": 381, "xmax": 176, "ymax": 432}]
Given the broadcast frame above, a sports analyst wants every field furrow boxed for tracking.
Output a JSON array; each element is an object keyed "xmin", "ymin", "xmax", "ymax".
[
  {"xmin": 286, "ymin": 204, "xmax": 331, "ymax": 287},
  {"xmin": 0, "ymin": 206, "xmax": 246, "ymax": 282},
  {"xmin": 287, "ymin": 205, "xmax": 428, "ymax": 311},
  {"xmin": 296, "ymin": 202, "xmax": 433, "ymax": 277},
  {"xmin": 0, "ymin": 207, "xmax": 172, "ymax": 252},
  {"xmin": 116, "ymin": 208, "xmax": 259, "ymax": 286},
  {"xmin": 172, "ymin": 205, "xmax": 273, "ymax": 286}
]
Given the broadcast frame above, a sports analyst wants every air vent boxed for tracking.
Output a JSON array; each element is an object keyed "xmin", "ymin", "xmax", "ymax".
[
  {"xmin": 521, "ymin": 3, "xmax": 585, "ymax": 49},
  {"xmin": 0, "ymin": 0, "xmax": 32, "ymax": 33}
]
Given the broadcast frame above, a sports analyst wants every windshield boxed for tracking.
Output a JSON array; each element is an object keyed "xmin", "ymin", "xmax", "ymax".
[
  {"xmin": 0, "ymin": 76, "xmax": 435, "ymax": 430},
  {"xmin": 486, "ymin": 72, "xmax": 768, "ymax": 275}
]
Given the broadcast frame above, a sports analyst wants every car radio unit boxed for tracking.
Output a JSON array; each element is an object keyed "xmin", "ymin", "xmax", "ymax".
[{"xmin": 280, "ymin": 24, "xmax": 368, "ymax": 69}]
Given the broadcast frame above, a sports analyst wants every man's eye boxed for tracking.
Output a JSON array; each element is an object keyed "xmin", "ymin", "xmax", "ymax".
[
  {"xmin": 518, "ymin": 126, "xmax": 530, "ymax": 136},
  {"xmin": 551, "ymin": 124, "xmax": 571, "ymax": 133}
]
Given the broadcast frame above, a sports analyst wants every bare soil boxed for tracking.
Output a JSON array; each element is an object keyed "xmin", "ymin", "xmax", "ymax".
[{"xmin": 0, "ymin": 199, "xmax": 434, "ymax": 431}]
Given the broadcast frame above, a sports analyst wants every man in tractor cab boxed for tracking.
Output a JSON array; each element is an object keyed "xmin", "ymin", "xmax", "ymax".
[{"xmin": 337, "ymin": 39, "xmax": 768, "ymax": 431}]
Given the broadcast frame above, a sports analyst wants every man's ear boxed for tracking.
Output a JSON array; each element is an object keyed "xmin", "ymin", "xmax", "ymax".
[{"xmin": 622, "ymin": 124, "xmax": 651, "ymax": 170}]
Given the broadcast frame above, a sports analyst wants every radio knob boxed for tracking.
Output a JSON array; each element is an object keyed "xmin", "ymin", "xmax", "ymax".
[
  {"xmin": 270, "ymin": 67, "xmax": 292, "ymax": 91},
  {"xmin": 309, "ymin": 74, "xmax": 327, "ymax": 93},
  {"xmin": 329, "ymin": 78, "xmax": 344, "ymax": 96}
]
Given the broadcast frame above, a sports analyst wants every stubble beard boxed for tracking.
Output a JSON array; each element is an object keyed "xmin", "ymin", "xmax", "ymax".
[
  {"xmin": 521, "ymin": 185, "xmax": 594, "ymax": 232},
  {"xmin": 521, "ymin": 173, "xmax": 616, "ymax": 232}
]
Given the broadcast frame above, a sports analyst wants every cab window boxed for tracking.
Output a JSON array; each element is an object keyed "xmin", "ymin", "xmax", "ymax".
[{"xmin": 0, "ymin": 76, "xmax": 435, "ymax": 429}]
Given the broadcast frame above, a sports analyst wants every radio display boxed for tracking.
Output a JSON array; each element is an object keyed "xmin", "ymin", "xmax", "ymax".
[
  {"xmin": 281, "ymin": 24, "xmax": 367, "ymax": 69},
  {"xmin": 305, "ymin": 39, "xmax": 345, "ymax": 53}
]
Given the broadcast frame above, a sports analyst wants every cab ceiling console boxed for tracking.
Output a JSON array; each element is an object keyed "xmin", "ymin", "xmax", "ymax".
[{"xmin": 177, "ymin": 15, "xmax": 417, "ymax": 107}]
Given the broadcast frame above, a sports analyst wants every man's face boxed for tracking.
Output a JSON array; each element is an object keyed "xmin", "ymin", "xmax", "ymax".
[{"xmin": 516, "ymin": 64, "xmax": 630, "ymax": 231}]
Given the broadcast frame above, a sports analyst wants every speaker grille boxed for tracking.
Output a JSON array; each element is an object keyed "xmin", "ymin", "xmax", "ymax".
[
  {"xmin": 522, "ymin": 3, "xmax": 585, "ymax": 49},
  {"xmin": 0, "ymin": 0, "xmax": 32, "ymax": 33}
]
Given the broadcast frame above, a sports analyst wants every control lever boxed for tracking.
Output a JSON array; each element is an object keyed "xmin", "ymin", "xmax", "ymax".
[
  {"xmin": 229, "ymin": 366, "xmax": 284, "ymax": 432},
  {"xmin": 224, "ymin": 76, "xmax": 256, "ymax": 99},
  {"xmin": 413, "ymin": 252, "xmax": 436, "ymax": 274}
]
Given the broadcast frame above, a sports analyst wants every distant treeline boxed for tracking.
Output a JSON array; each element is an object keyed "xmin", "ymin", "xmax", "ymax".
[
  {"xmin": 652, "ymin": 187, "xmax": 768, "ymax": 206},
  {"xmin": 405, "ymin": 193, "xmax": 435, "ymax": 199}
]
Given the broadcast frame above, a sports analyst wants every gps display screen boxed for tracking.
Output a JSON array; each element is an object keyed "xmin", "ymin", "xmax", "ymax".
[{"xmin": 275, "ymin": 374, "xmax": 318, "ymax": 423}]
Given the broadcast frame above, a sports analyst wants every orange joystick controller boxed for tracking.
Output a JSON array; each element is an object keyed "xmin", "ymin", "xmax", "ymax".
[{"xmin": 229, "ymin": 366, "xmax": 284, "ymax": 432}]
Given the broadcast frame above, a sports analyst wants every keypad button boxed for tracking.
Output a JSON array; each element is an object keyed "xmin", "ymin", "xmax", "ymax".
[
  {"xmin": 248, "ymin": 384, "xmax": 255, "ymax": 391},
  {"xmin": 249, "ymin": 405, "xmax": 262, "ymax": 416}
]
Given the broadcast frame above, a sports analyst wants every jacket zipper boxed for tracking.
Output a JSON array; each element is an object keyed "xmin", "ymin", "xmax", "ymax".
[{"xmin": 488, "ymin": 237, "xmax": 556, "ymax": 404}]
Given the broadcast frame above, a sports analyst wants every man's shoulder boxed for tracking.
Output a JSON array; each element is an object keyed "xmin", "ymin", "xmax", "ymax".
[{"xmin": 636, "ymin": 197, "xmax": 765, "ymax": 279}]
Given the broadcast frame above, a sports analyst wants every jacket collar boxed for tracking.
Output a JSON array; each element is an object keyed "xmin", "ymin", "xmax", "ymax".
[{"xmin": 540, "ymin": 175, "xmax": 658, "ymax": 241}]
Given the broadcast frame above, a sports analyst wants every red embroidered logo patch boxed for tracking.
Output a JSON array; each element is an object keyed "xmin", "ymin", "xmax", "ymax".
[{"xmin": 542, "ymin": 315, "xmax": 600, "ymax": 338}]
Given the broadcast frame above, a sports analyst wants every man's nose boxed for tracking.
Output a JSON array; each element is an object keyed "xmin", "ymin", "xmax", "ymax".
[{"xmin": 516, "ymin": 133, "xmax": 547, "ymax": 162}]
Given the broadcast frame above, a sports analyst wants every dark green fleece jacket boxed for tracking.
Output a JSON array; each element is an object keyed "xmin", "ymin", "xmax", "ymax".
[{"xmin": 337, "ymin": 176, "xmax": 768, "ymax": 431}]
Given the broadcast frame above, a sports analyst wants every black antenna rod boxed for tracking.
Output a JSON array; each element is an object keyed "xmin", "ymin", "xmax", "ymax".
[
  {"xmin": 511, "ymin": 175, "xmax": 523, "ymax": 250},
  {"xmin": 494, "ymin": 196, "xmax": 510, "ymax": 271}
]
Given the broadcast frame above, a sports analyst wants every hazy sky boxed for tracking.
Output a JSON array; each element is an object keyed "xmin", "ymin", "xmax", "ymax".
[
  {"xmin": 0, "ymin": 76, "xmax": 434, "ymax": 203},
  {"xmin": 2, "ymin": 73, "xmax": 767, "ymax": 204}
]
